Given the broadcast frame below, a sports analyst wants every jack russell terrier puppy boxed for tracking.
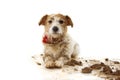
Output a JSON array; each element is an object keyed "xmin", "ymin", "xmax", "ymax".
[{"xmin": 39, "ymin": 14, "xmax": 79, "ymax": 68}]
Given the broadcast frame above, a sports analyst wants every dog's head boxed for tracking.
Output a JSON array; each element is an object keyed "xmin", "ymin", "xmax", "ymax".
[{"xmin": 39, "ymin": 14, "xmax": 73, "ymax": 38}]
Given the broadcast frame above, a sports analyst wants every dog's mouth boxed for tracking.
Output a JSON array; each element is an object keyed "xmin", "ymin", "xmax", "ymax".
[
  {"xmin": 52, "ymin": 32, "xmax": 59, "ymax": 34},
  {"xmin": 50, "ymin": 32, "xmax": 62, "ymax": 38}
]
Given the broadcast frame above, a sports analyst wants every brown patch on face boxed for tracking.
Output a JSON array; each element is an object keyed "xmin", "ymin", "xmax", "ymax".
[{"xmin": 50, "ymin": 14, "xmax": 73, "ymax": 27}]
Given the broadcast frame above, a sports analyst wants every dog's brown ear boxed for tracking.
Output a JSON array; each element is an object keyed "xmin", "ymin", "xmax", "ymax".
[
  {"xmin": 39, "ymin": 15, "xmax": 48, "ymax": 26},
  {"xmin": 65, "ymin": 15, "xmax": 73, "ymax": 27}
]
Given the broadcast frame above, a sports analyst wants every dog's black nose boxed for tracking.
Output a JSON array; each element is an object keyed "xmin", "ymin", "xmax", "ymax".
[{"xmin": 52, "ymin": 26, "xmax": 58, "ymax": 32}]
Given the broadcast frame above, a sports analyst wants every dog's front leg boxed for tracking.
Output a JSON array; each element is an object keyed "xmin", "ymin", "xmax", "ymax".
[
  {"xmin": 43, "ymin": 54, "xmax": 55, "ymax": 68},
  {"xmin": 55, "ymin": 55, "xmax": 70, "ymax": 68}
]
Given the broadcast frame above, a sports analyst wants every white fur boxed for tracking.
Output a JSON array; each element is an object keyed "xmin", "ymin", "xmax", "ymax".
[
  {"xmin": 40, "ymin": 14, "xmax": 79, "ymax": 68},
  {"xmin": 49, "ymin": 17, "xmax": 63, "ymax": 35},
  {"xmin": 43, "ymin": 34, "xmax": 79, "ymax": 68}
]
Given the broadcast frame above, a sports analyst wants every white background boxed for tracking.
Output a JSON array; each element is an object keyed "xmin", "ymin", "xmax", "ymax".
[{"xmin": 0, "ymin": 0, "xmax": 120, "ymax": 80}]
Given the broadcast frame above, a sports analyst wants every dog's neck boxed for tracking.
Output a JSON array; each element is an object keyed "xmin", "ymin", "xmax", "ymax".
[{"xmin": 42, "ymin": 34, "xmax": 64, "ymax": 44}]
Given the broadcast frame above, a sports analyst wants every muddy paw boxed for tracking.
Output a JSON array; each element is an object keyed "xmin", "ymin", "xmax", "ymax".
[
  {"xmin": 55, "ymin": 60, "xmax": 64, "ymax": 68},
  {"xmin": 45, "ymin": 61, "xmax": 55, "ymax": 68}
]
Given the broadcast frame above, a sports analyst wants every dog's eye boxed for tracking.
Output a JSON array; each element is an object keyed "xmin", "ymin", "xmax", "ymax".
[
  {"xmin": 48, "ymin": 20, "xmax": 52, "ymax": 24},
  {"xmin": 59, "ymin": 20, "xmax": 64, "ymax": 24}
]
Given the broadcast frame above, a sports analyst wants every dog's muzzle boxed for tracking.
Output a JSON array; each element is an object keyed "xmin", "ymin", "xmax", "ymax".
[{"xmin": 52, "ymin": 26, "xmax": 59, "ymax": 33}]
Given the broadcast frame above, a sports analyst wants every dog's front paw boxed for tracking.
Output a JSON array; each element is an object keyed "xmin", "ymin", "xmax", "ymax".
[
  {"xmin": 55, "ymin": 60, "xmax": 64, "ymax": 68},
  {"xmin": 45, "ymin": 61, "xmax": 55, "ymax": 68}
]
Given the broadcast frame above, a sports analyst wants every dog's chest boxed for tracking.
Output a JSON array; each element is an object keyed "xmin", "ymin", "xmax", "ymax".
[{"xmin": 44, "ymin": 42, "xmax": 68, "ymax": 58}]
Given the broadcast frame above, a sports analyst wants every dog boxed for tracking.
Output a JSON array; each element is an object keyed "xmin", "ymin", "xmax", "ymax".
[{"xmin": 38, "ymin": 14, "xmax": 79, "ymax": 68}]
